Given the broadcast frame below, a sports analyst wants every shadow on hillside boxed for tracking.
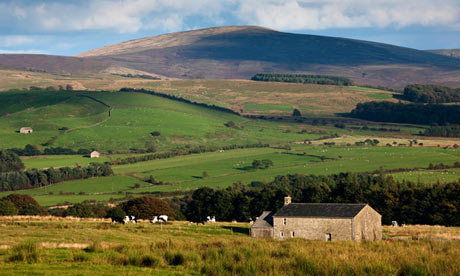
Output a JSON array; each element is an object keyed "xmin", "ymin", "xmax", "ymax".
[
  {"xmin": 222, "ymin": 226, "xmax": 250, "ymax": 235},
  {"xmin": 235, "ymin": 166, "xmax": 255, "ymax": 171}
]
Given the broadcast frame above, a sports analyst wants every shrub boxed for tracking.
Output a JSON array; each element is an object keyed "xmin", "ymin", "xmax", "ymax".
[
  {"xmin": 2, "ymin": 194, "xmax": 47, "ymax": 215},
  {"xmin": 164, "ymin": 251, "xmax": 185, "ymax": 266},
  {"xmin": 140, "ymin": 255, "xmax": 160, "ymax": 267},
  {"xmin": 72, "ymin": 252, "xmax": 90, "ymax": 262},
  {"xmin": 65, "ymin": 203, "xmax": 96, "ymax": 218},
  {"xmin": 106, "ymin": 207, "xmax": 126, "ymax": 221},
  {"xmin": 84, "ymin": 241, "xmax": 103, "ymax": 253},
  {"xmin": 398, "ymin": 263, "xmax": 429, "ymax": 276},
  {"xmin": 0, "ymin": 150, "xmax": 24, "ymax": 172},
  {"xmin": 8, "ymin": 241, "xmax": 40, "ymax": 263},
  {"xmin": 292, "ymin": 109, "xmax": 301, "ymax": 117},
  {"xmin": 0, "ymin": 200, "xmax": 18, "ymax": 216}
]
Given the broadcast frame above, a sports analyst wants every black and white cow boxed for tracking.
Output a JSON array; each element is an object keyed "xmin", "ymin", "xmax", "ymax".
[
  {"xmin": 111, "ymin": 215, "xmax": 136, "ymax": 224},
  {"xmin": 151, "ymin": 215, "xmax": 168, "ymax": 223}
]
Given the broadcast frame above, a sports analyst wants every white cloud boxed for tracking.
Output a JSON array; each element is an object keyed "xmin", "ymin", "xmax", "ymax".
[
  {"xmin": 0, "ymin": 0, "xmax": 228, "ymax": 33},
  {"xmin": 0, "ymin": 49, "xmax": 49, "ymax": 54},
  {"xmin": 0, "ymin": 35, "xmax": 37, "ymax": 47},
  {"xmin": 0, "ymin": 0, "xmax": 459, "ymax": 34},
  {"xmin": 235, "ymin": 0, "xmax": 460, "ymax": 30}
]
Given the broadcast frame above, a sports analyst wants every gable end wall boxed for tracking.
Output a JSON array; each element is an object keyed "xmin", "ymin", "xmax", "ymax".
[{"xmin": 353, "ymin": 205, "xmax": 382, "ymax": 241}]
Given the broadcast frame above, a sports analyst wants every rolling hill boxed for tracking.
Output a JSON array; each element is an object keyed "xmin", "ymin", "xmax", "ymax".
[
  {"xmin": 427, "ymin": 49, "xmax": 460, "ymax": 59},
  {"xmin": 1, "ymin": 26, "xmax": 460, "ymax": 88}
]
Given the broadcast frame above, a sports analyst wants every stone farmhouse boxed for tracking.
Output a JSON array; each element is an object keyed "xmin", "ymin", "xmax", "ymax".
[
  {"xmin": 20, "ymin": 127, "xmax": 33, "ymax": 134},
  {"xmin": 251, "ymin": 196, "xmax": 382, "ymax": 241},
  {"xmin": 90, "ymin": 151, "xmax": 100, "ymax": 158}
]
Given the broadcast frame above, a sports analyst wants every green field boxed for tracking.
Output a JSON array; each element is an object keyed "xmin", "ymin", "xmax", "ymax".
[
  {"xmin": 5, "ymin": 144, "xmax": 459, "ymax": 206},
  {"xmin": 0, "ymin": 176, "xmax": 150, "ymax": 206},
  {"xmin": 22, "ymin": 155, "xmax": 110, "ymax": 169},
  {"xmin": 0, "ymin": 90, "xmax": 326, "ymax": 152},
  {"xmin": 113, "ymin": 145, "xmax": 460, "ymax": 192}
]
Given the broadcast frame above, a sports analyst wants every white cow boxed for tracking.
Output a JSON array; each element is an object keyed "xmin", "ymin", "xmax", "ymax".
[
  {"xmin": 206, "ymin": 216, "xmax": 216, "ymax": 223},
  {"xmin": 151, "ymin": 215, "xmax": 168, "ymax": 223}
]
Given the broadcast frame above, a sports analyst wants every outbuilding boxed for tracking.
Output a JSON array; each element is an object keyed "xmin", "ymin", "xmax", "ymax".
[
  {"xmin": 251, "ymin": 196, "xmax": 382, "ymax": 241},
  {"xmin": 20, "ymin": 127, "xmax": 33, "ymax": 134}
]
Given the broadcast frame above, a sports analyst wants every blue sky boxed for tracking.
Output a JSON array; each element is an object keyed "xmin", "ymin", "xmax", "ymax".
[{"xmin": 0, "ymin": 0, "xmax": 459, "ymax": 56}]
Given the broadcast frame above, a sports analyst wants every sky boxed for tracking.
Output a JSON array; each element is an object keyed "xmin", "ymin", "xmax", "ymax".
[{"xmin": 0, "ymin": 0, "xmax": 459, "ymax": 56}]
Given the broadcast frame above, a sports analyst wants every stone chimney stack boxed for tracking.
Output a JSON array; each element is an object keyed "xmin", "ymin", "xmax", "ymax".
[{"xmin": 284, "ymin": 195, "xmax": 291, "ymax": 205}]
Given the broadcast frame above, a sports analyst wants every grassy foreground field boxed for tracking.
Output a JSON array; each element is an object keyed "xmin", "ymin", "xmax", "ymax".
[{"xmin": 0, "ymin": 219, "xmax": 458, "ymax": 276}]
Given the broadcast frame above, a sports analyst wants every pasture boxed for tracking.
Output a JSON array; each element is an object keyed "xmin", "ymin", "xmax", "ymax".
[
  {"xmin": 7, "ymin": 144, "xmax": 459, "ymax": 207},
  {"xmin": 0, "ymin": 176, "xmax": 148, "ymax": 206},
  {"xmin": 0, "ymin": 90, "xmax": 327, "ymax": 152},
  {"xmin": 113, "ymin": 144, "xmax": 460, "ymax": 192},
  {"xmin": 146, "ymin": 79, "xmax": 399, "ymax": 116},
  {"xmin": 0, "ymin": 74, "xmax": 398, "ymax": 117},
  {"xmin": 0, "ymin": 219, "xmax": 458, "ymax": 276}
]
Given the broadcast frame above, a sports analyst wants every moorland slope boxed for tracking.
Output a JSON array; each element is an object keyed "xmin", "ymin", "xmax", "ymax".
[{"xmin": 1, "ymin": 26, "xmax": 460, "ymax": 88}]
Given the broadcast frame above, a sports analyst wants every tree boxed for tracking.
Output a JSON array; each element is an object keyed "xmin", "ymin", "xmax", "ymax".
[
  {"xmin": 0, "ymin": 151, "xmax": 25, "ymax": 173},
  {"xmin": 65, "ymin": 203, "xmax": 96, "ymax": 218},
  {"xmin": 184, "ymin": 187, "xmax": 215, "ymax": 223},
  {"xmin": 292, "ymin": 109, "xmax": 301, "ymax": 117},
  {"xmin": 0, "ymin": 200, "xmax": 18, "ymax": 216},
  {"xmin": 252, "ymin": 159, "xmax": 274, "ymax": 170},
  {"xmin": 120, "ymin": 196, "xmax": 174, "ymax": 219},
  {"xmin": 106, "ymin": 207, "xmax": 126, "ymax": 221},
  {"xmin": 2, "ymin": 194, "xmax": 47, "ymax": 215}
]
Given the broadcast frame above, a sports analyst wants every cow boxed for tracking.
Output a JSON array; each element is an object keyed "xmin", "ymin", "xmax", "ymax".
[
  {"xmin": 151, "ymin": 215, "xmax": 168, "ymax": 223},
  {"xmin": 206, "ymin": 216, "xmax": 216, "ymax": 223},
  {"xmin": 111, "ymin": 217, "xmax": 126, "ymax": 224}
]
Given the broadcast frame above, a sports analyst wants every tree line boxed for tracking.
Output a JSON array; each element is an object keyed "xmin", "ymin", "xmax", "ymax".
[
  {"xmin": 349, "ymin": 101, "xmax": 460, "ymax": 125},
  {"xmin": 424, "ymin": 125, "xmax": 460, "ymax": 138},
  {"xmin": 8, "ymin": 144, "xmax": 92, "ymax": 156},
  {"xmin": 183, "ymin": 172, "xmax": 460, "ymax": 226},
  {"xmin": 0, "ymin": 151, "xmax": 113, "ymax": 192},
  {"xmin": 403, "ymin": 84, "xmax": 460, "ymax": 103},
  {"xmin": 251, "ymin": 73, "xmax": 354, "ymax": 86}
]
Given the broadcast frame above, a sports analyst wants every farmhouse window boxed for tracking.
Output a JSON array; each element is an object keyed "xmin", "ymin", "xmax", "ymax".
[
  {"xmin": 280, "ymin": 232, "xmax": 284, "ymax": 238},
  {"xmin": 291, "ymin": 231, "xmax": 295, "ymax": 237},
  {"xmin": 283, "ymin": 218, "xmax": 287, "ymax": 225}
]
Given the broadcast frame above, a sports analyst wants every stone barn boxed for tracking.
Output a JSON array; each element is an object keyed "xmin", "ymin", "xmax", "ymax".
[
  {"xmin": 90, "ymin": 151, "xmax": 100, "ymax": 158},
  {"xmin": 251, "ymin": 196, "xmax": 382, "ymax": 241},
  {"xmin": 20, "ymin": 127, "xmax": 33, "ymax": 134}
]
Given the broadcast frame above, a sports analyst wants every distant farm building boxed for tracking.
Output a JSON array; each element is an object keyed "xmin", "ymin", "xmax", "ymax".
[
  {"xmin": 90, "ymin": 151, "xmax": 100, "ymax": 158},
  {"xmin": 251, "ymin": 196, "xmax": 382, "ymax": 241},
  {"xmin": 20, "ymin": 127, "xmax": 33, "ymax": 134}
]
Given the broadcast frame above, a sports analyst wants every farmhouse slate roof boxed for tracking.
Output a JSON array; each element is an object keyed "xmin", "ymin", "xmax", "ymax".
[
  {"xmin": 273, "ymin": 203, "xmax": 367, "ymax": 218},
  {"xmin": 252, "ymin": 211, "xmax": 274, "ymax": 228}
]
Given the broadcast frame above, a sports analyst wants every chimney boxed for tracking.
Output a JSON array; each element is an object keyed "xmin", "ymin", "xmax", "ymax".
[{"xmin": 284, "ymin": 195, "xmax": 291, "ymax": 205}]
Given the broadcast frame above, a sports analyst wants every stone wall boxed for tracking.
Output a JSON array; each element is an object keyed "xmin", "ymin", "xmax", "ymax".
[
  {"xmin": 250, "ymin": 227, "xmax": 273, "ymax": 238},
  {"xmin": 353, "ymin": 205, "xmax": 382, "ymax": 241},
  {"xmin": 273, "ymin": 217, "xmax": 352, "ymax": 241}
]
